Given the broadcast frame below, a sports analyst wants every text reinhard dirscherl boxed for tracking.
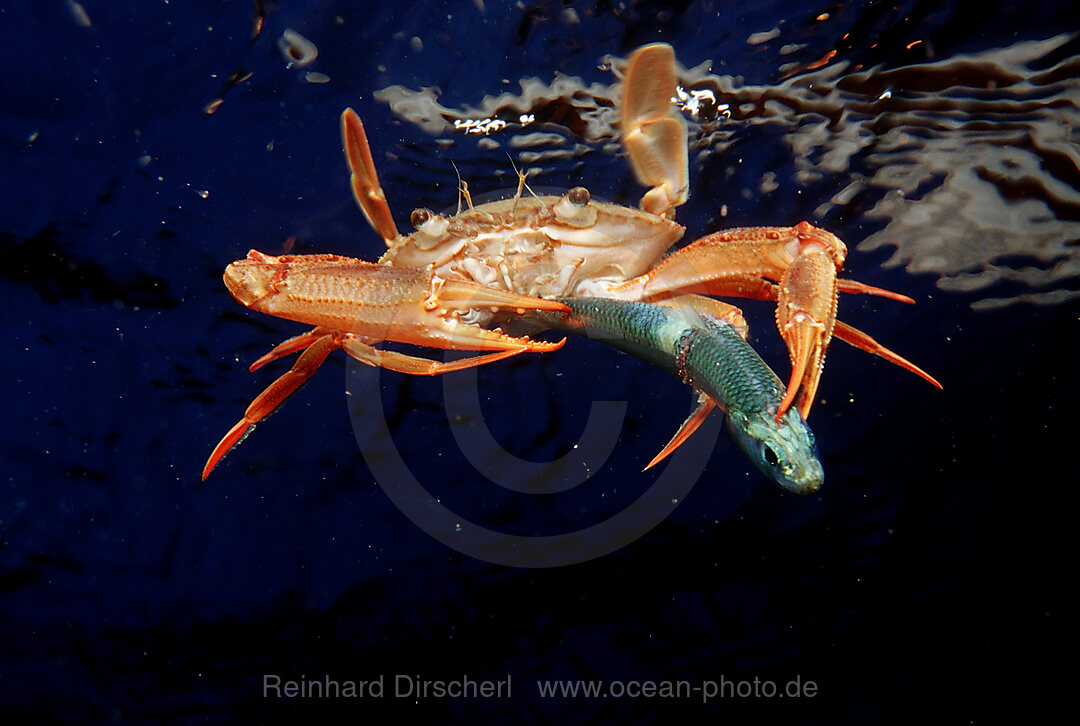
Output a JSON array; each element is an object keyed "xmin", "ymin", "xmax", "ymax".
[
  {"xmin": 264, "ymin": 674, "xmax": 512, "ymax": 699},
  {"xmin": 262, "ymin": 674, "xmax": 819, "ymax": 701}
]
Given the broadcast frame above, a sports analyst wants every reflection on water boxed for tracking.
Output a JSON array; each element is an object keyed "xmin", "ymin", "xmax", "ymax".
[{"xmin": 375, "ymin": 35, "xmax": 1079, "ymax": 311}]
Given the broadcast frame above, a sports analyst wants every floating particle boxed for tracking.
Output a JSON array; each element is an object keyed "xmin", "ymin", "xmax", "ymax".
[
  {"xmin": 410, "ymin": 36, "xmax": 423, "ymax": 53},
  {"xmin": 252, "ymin": 0, "xmax": 275, "ymax": 40},
  {"xmin": 304, "ymin": 72, "xmax": 331, "ymax": 84},
  {"xmin": 203, "ymin": 69, "xmax": 253, "ymax": 114},
  {"xmin": 196, "ymin": 189, "xmax": 210, "ymax": 199},
  {"xmin": 278, "ymin": 29, "xmax": 318, "ymax": 67}
]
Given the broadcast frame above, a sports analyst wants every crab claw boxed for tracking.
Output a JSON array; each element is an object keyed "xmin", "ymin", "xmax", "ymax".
[
  {"xmin": 609, "ymin": 222, "xmax": 847, "ymax": 421},
  {"xmin": 773, "ymin": 223, "xmax": 946, "ymax": 418},
  {"xmin": 775, "ymin": 242, "xmax": 839, "ymax": 420}
]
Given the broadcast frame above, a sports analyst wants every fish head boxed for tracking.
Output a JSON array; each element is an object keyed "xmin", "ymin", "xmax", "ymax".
[{"xmin": 726, "ymin": 408, "xmax": 824, "ymax": 494}]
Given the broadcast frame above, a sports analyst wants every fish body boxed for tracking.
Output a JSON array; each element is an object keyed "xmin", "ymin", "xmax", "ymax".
[{"xmin": 545, "ymin": 297, "xmax": 824, "ymax": 494}]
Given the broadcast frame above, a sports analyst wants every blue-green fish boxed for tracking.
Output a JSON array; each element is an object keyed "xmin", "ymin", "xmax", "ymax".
[{"xmin": 544, "ymin": 296, "xmax": 824, "ymax": 494}]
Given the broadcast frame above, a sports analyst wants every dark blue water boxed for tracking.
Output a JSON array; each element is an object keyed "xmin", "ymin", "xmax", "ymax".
[{"xmin": 2, "ymin": 1, "xmax": 1078, "ymax": 722}]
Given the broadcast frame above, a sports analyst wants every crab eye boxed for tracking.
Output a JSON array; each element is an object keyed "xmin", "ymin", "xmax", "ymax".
[
  {"xmin": 410, "ymin": 208, "xmax": 433, "ymax": 229},
  {"xmin": 567, "ymin": 186, "xmax": 590, "ymax": 207},
  {"xmin": 761, "ymin": 444, "xmax": 780, "ymax": 467}
]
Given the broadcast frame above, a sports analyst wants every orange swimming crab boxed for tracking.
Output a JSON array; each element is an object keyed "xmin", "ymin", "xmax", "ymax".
[{"xmin": 204, "ymin": 43, "xmax": 939, "ymax": 479}]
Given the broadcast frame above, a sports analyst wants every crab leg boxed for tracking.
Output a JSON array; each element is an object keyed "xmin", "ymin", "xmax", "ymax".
[
  {"xmin": 247, "ymin": 322, "xmax": 546, "ymax": 376},
  {"xmin": 833, "ymin": 321, "xmax": 941, "ymax": 389},
  {"xmin": 341, "ymin": 108, "xmax": 400, "ymax": 245},
  {"xmin": 248, "ymin": 327, "xmax": 331, "ymax": 372},
  {"xmin": 653, "ymin": 293, "xmax": 748, "ymax": 339},
  {"xmin": 204, "ymin": 251, "xmax": 569, "ymax": 478},
  {"xmin": 202, "ymin": 330, "xmax": 533, "ymax": 480},
  {"xmin": 838, "ymin": 279, "xmax": 914, "ymax": 304},
  {"xmin": 203, "ymin": 333, "xmax": 338, "ymax": 480},
  {"xmin": 621, "ymin": 42, "xmax": 689, "ymax": 218}
]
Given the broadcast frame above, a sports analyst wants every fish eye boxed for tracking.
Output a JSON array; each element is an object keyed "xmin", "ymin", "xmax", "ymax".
[
  {"xmin": 761, "ymin": 444, "xmax": 780, "ymax": 467},
  {"xmin": 410, "ymin": 208, "xmax": 433, "ymax": 229},
  {"xmin": 567, "ymin": 186, "xmax": 590, "ymax": 207}
]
